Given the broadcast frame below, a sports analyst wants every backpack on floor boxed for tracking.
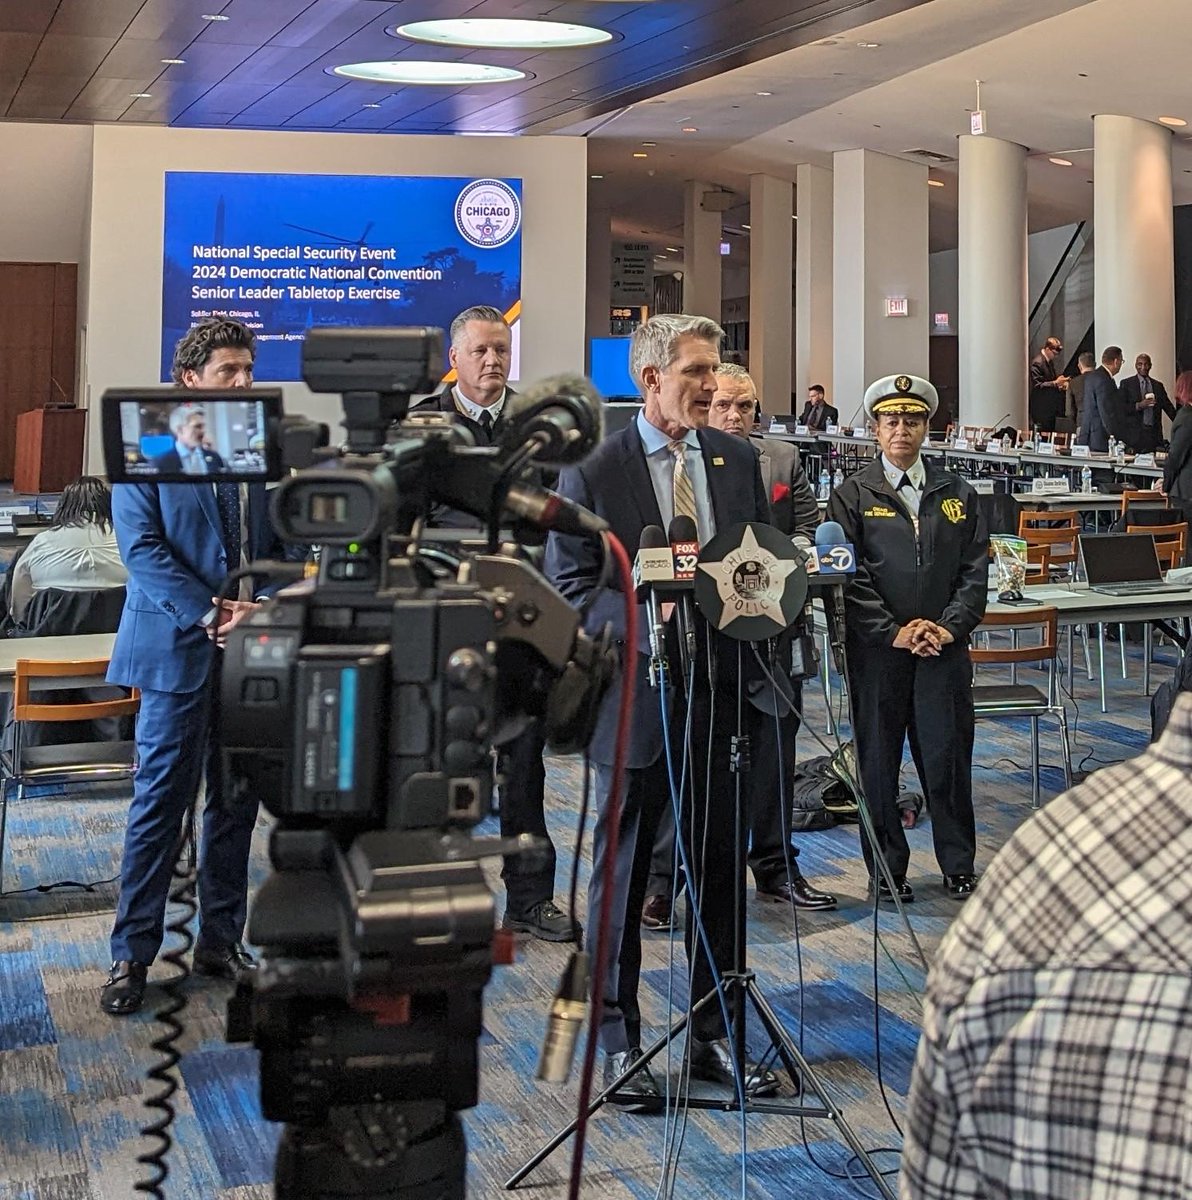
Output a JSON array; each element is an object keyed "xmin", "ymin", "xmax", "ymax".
[{"xmin": 791, "ymin": 743, "xmax": 860, "ymax": 831}]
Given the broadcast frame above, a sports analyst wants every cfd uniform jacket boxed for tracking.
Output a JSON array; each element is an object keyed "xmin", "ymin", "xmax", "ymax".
[{"xmin": 825, "ymin": 458, "xmax": 989, "ymax": 647}]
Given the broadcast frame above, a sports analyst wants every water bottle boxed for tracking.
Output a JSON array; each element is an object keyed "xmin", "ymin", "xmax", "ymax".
[
  {"xmin": 1001, "ymin": 434, "xmax": 1012, "ymax": 454},
  {"xmin": 833, "ymin": 467, "xmax": 844, "ymax": 491},
  {"xmin": 1081, "ymin": 465, "xmax": 1093, "ymax": 495},
  {"xmin": 818, "ymin": 468, "xmax": 830, "ymax": 500}
]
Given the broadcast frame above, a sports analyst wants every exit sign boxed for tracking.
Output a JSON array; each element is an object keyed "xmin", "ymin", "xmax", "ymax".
[{"xmin": 885, "ymin": 296, "xmax": 909, "ymax": 317}]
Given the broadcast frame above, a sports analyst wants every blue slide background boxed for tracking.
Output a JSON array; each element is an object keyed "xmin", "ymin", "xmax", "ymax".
[{"xmin": 161, "ymin": 172, "xmax": 522, "ymax": 382}]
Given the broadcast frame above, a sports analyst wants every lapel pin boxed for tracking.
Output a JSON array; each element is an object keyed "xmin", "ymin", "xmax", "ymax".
[{"xmin": 712, "ymin": 456, "xmax": 725, "ymax": 466}]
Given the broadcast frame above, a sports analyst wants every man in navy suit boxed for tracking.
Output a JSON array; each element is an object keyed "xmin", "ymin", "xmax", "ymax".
[
  {"xmin": 148, "ymin": 405, "xmax": 226, "ymax": 474},
  {"xmin": 547, "ymin": 314, "xmax": 784, "ymax": 1105},
  {"xmin": 102, "ymin": 318, "xmax": 287, "ymax": 1016}
]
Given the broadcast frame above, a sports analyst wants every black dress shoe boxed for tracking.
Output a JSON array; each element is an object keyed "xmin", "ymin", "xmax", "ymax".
[
  {"xmin": 501, "ymin": 900, "xmax": 582, "ymax": 944},
  {"xmin": 193, "ymin": 941, "xmax": 257, "ymax": 981},
  {"xmin": 756, "ymin": 873, "xmax": 838, "ymax": 910},
  {"xmin": 100, "ymin": 961, "xmax": 148, "ymax": 1016},
  {"xmin": 687, "ymin": 1037, "xmax": 781, "ymax": 1097},
  {"xmin": 603, "ymin": 1047, "xmax": 662, "ymax": 1111},
  {"xmin": 867, "ymin": 876, "xmax": 914, "ymax": 904},
  {"xmin": 944, "ymin": 873, "xmax": 979, "ymax": 899},
  {"xmin": 641, "ymin": 893, "xmax": 676, "ymax": 930}
]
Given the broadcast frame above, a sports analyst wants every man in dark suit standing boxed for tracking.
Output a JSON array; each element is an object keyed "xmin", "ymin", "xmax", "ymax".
[
  {"xmin": 547, "ymin": 313, "xmax": 784, "ymax": 1105},
  {"xmin": 1029, "ymin": 336, "xmax": 1069, "ymax": 433},
  {"xmin": 409, "ymin": 305, "xmax": 575, "ymax": 944},
  {"xmin": 1079, "ymin": 346, "xmax": 1127, "ymax": 453},
  {"xmin": 102, "ymin": 318, "xmax": 288, "ymax": 1015},
  {"xmin": 149, "ymin": 405, "xmax": 226, "ymax": 473},
  {"xmin": 1120, "ymin": 353, "xmax": 1175, "ymax": 453},
  {"xmin": 799, "ymin": 384, "xmax": 838, "ymax": 432}
]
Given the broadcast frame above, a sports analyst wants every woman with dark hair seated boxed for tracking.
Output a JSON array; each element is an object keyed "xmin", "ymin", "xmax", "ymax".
[{"xmin": 7, "ymin": 475, "xmax": 127, "ymax": 629}]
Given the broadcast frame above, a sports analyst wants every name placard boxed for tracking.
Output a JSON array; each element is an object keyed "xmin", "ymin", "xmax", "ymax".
[
  {"xmin": 794, "ymin": 424, "xmax": 810, "ymax": 436},
  {"xmin": 826, "ymin": 424, "xmax": 840, "ymax": 434},
  {"xmin": 1035, "ymin": 441, "xmax": 1057, "ymax": 456},
  {"xmin": 1134, "ymin": 453, "xmax": 1156, "ymax": 467},
  {"xmin": 971, "ymin": 479, "xmax": 995, "ymax": 494},
  {"xmin": 953, "ymin": 438, "xmax": 970, "ymax": 451},
  {"xmin": 1070, "ymin": 443, "xmax": 1091, "ymax": 458},
  {"xmin": 1030, "ymin": 477, "xmax": 1069, "ymax": 494},
  {"xmin": 769, "ymin": 422, "xmax": 789, "ymax": 434}
]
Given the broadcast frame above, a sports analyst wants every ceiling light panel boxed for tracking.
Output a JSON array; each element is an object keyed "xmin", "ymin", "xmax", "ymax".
[
  {"xmin": 333, "ymin": 62, "xmax": 526, "ymax": 85},
  {"xmin": 393, "ymin": 18, "xmax": 612, "ymax": 49},
  {"xmin": 1159, "ymin": 116, "xmax": 1187, "ymax": 127}
]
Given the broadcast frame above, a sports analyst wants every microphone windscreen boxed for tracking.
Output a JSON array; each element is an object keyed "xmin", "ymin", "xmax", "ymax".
[
  {"xmin": 639, "ymin": 524, "xmax": 667, "ymax": 550},
  {"xmin": 667, "ymin": 514, "xmax": 698, "ymax": 542},
  {"xmin": 503, "ymin": 373, "xmax": 605, "ymax": 463},
  {"xmin": 816, "ymin": 520, "xmax": 846, "ymax": 546}
]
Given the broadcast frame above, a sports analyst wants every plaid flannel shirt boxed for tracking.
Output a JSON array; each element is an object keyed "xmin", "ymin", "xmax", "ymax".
[{"xmin": 901, "ymin": 693, "xmax": 1192, "ymax": 1200}]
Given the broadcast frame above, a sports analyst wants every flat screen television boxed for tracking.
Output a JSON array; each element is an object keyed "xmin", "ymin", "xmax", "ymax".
[{"xmin": 589, "ymin": 336, "xmax": 638, "ymax": 400}]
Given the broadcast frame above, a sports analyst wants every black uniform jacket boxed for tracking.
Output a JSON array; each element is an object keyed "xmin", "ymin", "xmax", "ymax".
[{"xmin": 825, "ymin": 457, "xmax": 989, "ymax": 647}]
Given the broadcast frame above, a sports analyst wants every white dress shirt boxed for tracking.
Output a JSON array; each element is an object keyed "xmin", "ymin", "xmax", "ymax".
[
  {"xmin": 882, "ymin": 453, "xmax": 925, "ymax": 529},
  {"xmin": 453, "ymin": 386, "xmax": 507, "ymax": 425}
]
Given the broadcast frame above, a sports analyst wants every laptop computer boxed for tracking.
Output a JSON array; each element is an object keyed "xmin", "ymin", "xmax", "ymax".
[{"xmin": 1080, "ymin": 532, "xmax": 1187, "ymax": 595}]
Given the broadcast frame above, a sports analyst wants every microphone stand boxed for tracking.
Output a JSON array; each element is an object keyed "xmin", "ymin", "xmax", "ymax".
[{"xmin": 506, "ymin": 617, "xmax": 896, "ymax": 1200}]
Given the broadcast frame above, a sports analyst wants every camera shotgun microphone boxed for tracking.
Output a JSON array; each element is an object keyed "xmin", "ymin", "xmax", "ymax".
[
  {"xmin": 667, "ymin": 515, "xmax": 699, "ymax": 678},
  {"xmin": 502, "ymin": 373, "xmax": 605, "ymax": 466},
  {"xmin": 633, "ymin": 524, "xmax": 672, "ymax": 689}
]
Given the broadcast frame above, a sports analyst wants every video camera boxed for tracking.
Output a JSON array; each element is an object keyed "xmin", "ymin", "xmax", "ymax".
[{"xmin": 101, "ymin": 327, "xmax": 615, "ymax": 1200}]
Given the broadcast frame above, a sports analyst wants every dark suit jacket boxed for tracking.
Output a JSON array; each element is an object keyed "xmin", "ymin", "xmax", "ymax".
[
  {"xmin": 149, "ymin": 447, "xmax": 226, "ymax": 474},
  {"xmin": 1119, "ymin": 375, "xmax": 1175, "ymax": 453},
  {"xmin": 545, "ymin": 420, "xmax": 770, "ymax": 767},
  {"xmin": 799, "ymin": 401, "xmax": 838, "ymax": 431},
  {"xmin": 108, "ymin": 482, "xmax": 284, "ymax": 693},
  {"xmin": 1028, "ymin": 353, "xmax": 1065, "ymax": 428},
  {"xmin": 750, "ymin": 435, "xmax": 819, "ymax": 540},
  {"xmin": 1163, "ymin": 405, "xmax": 1192, "ymax": 502},
  {"xmin": 1079, "ymin": 366, "xmax": 1127, "ymax": 453}
]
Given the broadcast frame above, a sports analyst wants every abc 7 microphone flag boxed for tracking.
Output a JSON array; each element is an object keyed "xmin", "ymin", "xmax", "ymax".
[{"xmin": 693, "ymin": 523, "xmax": 809, "ymax": 641}]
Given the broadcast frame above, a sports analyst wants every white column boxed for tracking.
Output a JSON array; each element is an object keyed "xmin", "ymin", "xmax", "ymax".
[
  {"xmin": 1094, "ymin": 115, "xmax": 1175, "ymax": 381},
  {"xmin": 683, "ymin": 179, "xmax": 722, "ymax": 320},
  {"xmin": 795, "ymin": 163, "xmax": 833, "ymax": 400},
  {"xmin": 958, "ymin": 134, "xmax": 1028, "ymax": 429},
  {"xmin": 748, "ymin": 173, "xmax": 793, "ymax": 411},
  {"xmin": 832, "ymin": 150, "xmax": 929, "ymax": 425},
  {"xmin": 585, "ymin": 199, "xmax": 612, "ymax": 348}
]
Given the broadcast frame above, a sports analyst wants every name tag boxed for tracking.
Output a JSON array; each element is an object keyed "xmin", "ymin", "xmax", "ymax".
[
  {"xmin": 1030, "ymin": 477, "xmax": 1069, "ymax": 494},
  {"xmin": 826, "ymin": 424, "xmax": 840, "ymax": 434},
  {"xmin": 971, "ymin": 479, "xmax": 995, "ymax": 494},
  {"xmin": 769, "ymin": 423, "xmax": 789, "ymax": 434},
  {"xmin": 1035, "ymin": 441, "xmax": 1057, "ymax": 456},
  {"xmin": 953, "ymin": 438, "xmax": 970, "ymax": 451},
  {"xmin": 1071, "ymin": 443, "xmax": 1091, "ymax": 458},
  {"xmin": 1134, "ymin": 453, "xmax": 1156, "ymax": 467},
  {"xmin": 794, "ymin": 424, "xmax": 810, "ymax": 436}
]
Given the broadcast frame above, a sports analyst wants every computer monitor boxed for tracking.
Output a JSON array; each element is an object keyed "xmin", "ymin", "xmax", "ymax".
[
  {"xmin": 589, "ymin": 337, "xmax": 638, "ymax": 400},
  {"xmin": 1079, "ymin": 532, "xmax": 1162, "ymax": 585}
]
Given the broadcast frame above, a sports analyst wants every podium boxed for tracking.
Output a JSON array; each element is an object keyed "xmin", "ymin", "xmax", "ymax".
[{"xmin": 13, "ymin": 407, "xmax": 87, "ymax": 495}]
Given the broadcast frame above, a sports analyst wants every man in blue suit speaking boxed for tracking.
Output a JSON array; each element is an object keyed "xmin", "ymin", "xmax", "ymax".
[{"xmin": 102, "ymin": 318, "xmax": 287, "ymax": 1016}]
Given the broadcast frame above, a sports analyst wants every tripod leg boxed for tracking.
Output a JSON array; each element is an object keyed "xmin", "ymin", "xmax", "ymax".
[{"xmin": 744, "ymin": 982, "xmax": 897, "ymax": 1200}]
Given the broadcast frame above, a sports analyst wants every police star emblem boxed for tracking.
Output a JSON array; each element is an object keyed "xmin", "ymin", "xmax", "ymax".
[{"xmin": 694, "ymin": 523, "xmax": 808, "ymax": 641}]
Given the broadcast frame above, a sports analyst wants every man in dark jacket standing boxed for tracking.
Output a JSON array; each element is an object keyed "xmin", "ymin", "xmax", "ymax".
[
  {"xmin": 1078, "ymin": 346, "xmax": 1126, "ymax": 453},
  {"xmin": 1029, "ymin": 336, "xmax": 1069, "ymax": 432},
  {"xmin": 1120, "ymin": 353, "xmax": 1175, "ymax": 453},
  {"xmin": 826, "ymin": 374, "xmax": 988, "ymax": 903}
]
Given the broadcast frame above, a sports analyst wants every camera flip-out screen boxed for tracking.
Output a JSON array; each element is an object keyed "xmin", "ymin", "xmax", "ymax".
[{"xmin": 101, "ymin": 387, "xmax": 284, "ymax": 484}]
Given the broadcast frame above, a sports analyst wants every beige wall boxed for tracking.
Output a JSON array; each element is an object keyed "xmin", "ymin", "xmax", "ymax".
[
  {"xmin": 0, "ymin": 123, "xmax": 93, "ymax": 264},
  {"xmin": 82, "ymin": 124, "xmax": 588, "ymax": 468}
]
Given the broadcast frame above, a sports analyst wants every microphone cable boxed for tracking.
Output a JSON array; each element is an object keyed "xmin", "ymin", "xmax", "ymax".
[{"xmin": 566, "ymin": 530, "xmax": 634, "ymax": 1200}]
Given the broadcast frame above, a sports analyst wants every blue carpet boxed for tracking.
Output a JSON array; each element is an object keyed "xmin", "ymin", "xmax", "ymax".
[{"xmin": 0, "ymin": 634, "xmax": 1168, "ymax": 1198}]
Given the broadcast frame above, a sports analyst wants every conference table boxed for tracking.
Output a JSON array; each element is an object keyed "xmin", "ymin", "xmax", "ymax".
[
  {"xmin": 985, "ymin": 582, "xmax": 1192, "ymax": 710},
  {"xmin": 0, "ymin": 633, "xmax": 117, "ymax": 692}
]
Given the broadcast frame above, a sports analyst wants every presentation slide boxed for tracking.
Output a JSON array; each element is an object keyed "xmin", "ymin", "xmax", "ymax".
[{"xmin": 161, "ymin": 172, "xmax": 523, "ymax": 383}]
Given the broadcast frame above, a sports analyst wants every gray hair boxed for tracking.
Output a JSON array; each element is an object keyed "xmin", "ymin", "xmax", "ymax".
[
  {"xmin": 169, "ymin": 404, "xmax": 205, "ymax": 435},
  {"xmin": 629, "ymin": 313, "xmax": 725, "ymax": 397},
  {"xmin": 449, "ymin": 305, "xmax": 509, "ymax": 347},
  {"xmin": 713, "ymin": 362, "xmax": 756, "ymax": 392}
]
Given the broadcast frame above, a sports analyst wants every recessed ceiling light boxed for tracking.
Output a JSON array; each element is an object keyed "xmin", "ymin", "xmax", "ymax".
[
  {"xmin": 130, "ymin": 92, "xmax": 152, "ymax": 99},
  {"xmin": 1159, "ymin": 116, "xmax": 1187, "ymax": 127},
  {"xmin": 741, "ymin": 224, "xmax": 751, "ymax": 230},
  {"xmin": 332, "ymin": 61, "xmax": 526, "ymax": 85},
  {"xmin": 362, "ymin": 103, "xmax": 382, "ymax": 109},
  {"xmin": 755, "ymin": 90, "xmax": 773, "ymax": 96},
  {"xmin": 392, "ymin": 18, "xmax": 612, "ymax": 49},
  {"xmin": 681, "ymin": 126, "xmax": 698, "ymax": 133},
  {"xmin": 665, "ymin": 246, "xmax": 679, "ymax": 252},
  {"xmin": 160, "ymin": 58, "xmax": 186, "ymax": 65},
  {"xmin": 632, "ymin": 151, "xmax": 648, "ymax": 158},
  {"xmin": 641, "ymin": 141, "xmax": 656, "ymax": 147},
  {"xmin": 200, "ymin": 12, "xmax": 229, "ymax": 20},
  {"xmin": 857, "ymin": 41, "xmax": 880, "ymax": 48},
  {"xmin": 590, "ymin": 173, "xmax": 604, "ymax": 179},
  {"xmin": 1048, "ymin": 156, "xmax": 1073, "ymax": 167},
  {"xmin": 928, "ymin": 178, "xmax": 945, "ymax": 188}
]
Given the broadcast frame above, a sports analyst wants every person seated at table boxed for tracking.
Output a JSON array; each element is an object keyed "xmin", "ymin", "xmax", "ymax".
[{"xmin": 6, "ymin": 476, "xmax": 127, "ymax": 631}]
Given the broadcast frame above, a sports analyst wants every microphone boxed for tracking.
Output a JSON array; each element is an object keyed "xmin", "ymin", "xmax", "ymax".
[
  {"xmin": 983, "ymin": 412, "xmax": 1012, "ymax": 445},
  {"xmin": 814, "ymin": 520, "xmax": 854, "ymax": 674},
  {"xmin": 845, "ymin": 399, "xmax": 866, "ymax": 430},
  {"xmin": 634, "ymin": 525, "xmax": 671, "ymax": 686},
  {"xmin": 503, "ymin": 483, "xmax": 609, "ymax": 538},
  {"xmin": 502, "ymin": 373, "xmax": 605, "ymax": 465},
  {"xmin": 536, "ymin": 950, "xmax": 590, "ymax": 1083},
  {"xmin": 667, "ymin": 515, "xmax": 699, "ymax": 679}
]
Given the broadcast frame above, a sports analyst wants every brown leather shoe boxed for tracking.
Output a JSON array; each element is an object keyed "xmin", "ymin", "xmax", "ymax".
[{"xmin": 641, "ymin": 893, "xmax": 675, "ymax": 931}]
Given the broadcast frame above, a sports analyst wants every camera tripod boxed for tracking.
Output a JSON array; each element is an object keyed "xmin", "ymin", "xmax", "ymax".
[{"xmin": 507, "ymin": 633, "xmax": 896, "ymax": 1200}]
